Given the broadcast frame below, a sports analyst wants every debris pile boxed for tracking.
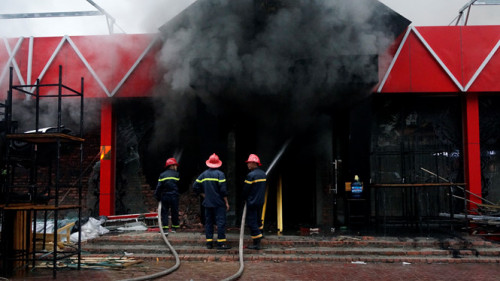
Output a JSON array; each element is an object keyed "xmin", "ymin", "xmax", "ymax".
[{"xmin": 36, "ymin": 255, "xmax": 142, "ymax": 269}]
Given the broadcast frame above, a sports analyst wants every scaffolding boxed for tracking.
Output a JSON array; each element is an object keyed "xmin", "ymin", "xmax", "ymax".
[
  {"xmin": 0, "ymin": 65, "xmax": 84, "ymax": 278},
  {"xmin": 453, "ymin": 0, "xmax": 500, "ymax": 25}
]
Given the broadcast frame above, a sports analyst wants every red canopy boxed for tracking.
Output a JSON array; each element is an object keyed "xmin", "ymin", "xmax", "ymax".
[
  {"xmin": 0, "ymin": 33, "xmax": 161, "ymax": 99},
  {"xmin": 377, "ymin": 26, "xmax": 500, "ymax": 94}
]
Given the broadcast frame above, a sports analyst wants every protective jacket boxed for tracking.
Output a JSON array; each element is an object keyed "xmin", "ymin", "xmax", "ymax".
[
  {"xmin": 154, "ymin": 169, "xmax": 180, "ymax": 200},
  {"xmin": 243, "ymin": 168, "xmax": 267, "ymax": 206},
  {"xmin": 193, "ymin": 168, "xmax": 227, "ymax": 208}
]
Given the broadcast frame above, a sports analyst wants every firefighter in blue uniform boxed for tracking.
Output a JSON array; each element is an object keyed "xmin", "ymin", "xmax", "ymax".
[
  {"xmin": 243, "ymin": 154, "xmax": 266, "ymax": 250},
  {"xmin": 193, "ymin": 153, "xmax": 231, "ymax": 250},
  {"xmin": 154, "ymin": 157, "xmax": 180, "ymax": 234}
]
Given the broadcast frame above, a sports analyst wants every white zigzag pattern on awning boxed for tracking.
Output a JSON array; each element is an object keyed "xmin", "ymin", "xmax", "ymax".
[
  {"xmin": 377, "ymin": 26, "xmax": 500, "ymax": 93},
  {"xmin": 1, "ymin": 34, "xmax": 160, "ymax": 97}
]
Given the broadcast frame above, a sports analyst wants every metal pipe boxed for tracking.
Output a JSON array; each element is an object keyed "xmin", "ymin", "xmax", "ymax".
[
  {"xmin": 261, "ymin": 188, "xmax": 268, "ymax": 227},
  {"xmin": 420, "ymin": 167, "xmax": 496, "ymax": 205},
  {"xmin": 277, "ymin": 175, "xmax": 283, "ymax": 234},
  {"xmin": 440, "ymin": 212, "xmax": 500, "ymax": 221},
  {"xmin": 450, "ymin": 194, "xmax": 500, "ymax": 209}
]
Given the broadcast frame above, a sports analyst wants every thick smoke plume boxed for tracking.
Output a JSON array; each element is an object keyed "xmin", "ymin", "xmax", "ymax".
[
  {"xmin": 159, "ymin": 0, "xmax": 396, "ymax": 92},
  {"xmin": 152, "ymin": 0, "xmax": 405, "ymax": 152}
]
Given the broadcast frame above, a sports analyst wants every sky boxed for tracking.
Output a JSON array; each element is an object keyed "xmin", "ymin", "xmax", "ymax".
[
  {"xmin": 0, "ymin": 0, "xmax": 499, "ymax": 37},
  {"xmin": 0, "ymin": 0, "xmax": 197, "ymax": 37}
]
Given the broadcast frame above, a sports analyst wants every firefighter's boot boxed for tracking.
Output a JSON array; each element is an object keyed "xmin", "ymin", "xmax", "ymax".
[
  {"xmin": 161, "ymin": 226, "xmax": 169, "ymax": 236},
  {"xmin": 206, "ymin": 242, "xmax": 213, "ymax": 249},
  {"xmin": 217, "ymin": 242, "xmax": 231, "ymax": 250},
  {"xmin": 248, "ymin": 238, "xmax": 261, "ymax": 250}
]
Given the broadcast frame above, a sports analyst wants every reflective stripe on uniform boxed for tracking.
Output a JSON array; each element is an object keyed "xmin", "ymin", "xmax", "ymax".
[
  {"xmin": 251, "ymin": 234, "xmax": 263, "ymax": 239},
  {"xmin": 196, "ymin": 178, "xmax": 226, "ymax": 183},
  {"xmin": 244, "ymin": 178, "xmax": 266, "ymax": 184},
  {"xmin": 159, "ymin": 176, "xmax": 179, "ymax": 182},
  {"xmin": 217, "ymin": 239, "xmax": 227, "ymax": 242}
]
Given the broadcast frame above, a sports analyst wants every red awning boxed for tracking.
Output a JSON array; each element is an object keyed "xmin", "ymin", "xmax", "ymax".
[
  {"xmin": 0, "ymin": 33, "xmax": 161, "ymax": 99},
  {"xmin": 377, "ymin": 26, "xmax": 500, "ymax": 94}
]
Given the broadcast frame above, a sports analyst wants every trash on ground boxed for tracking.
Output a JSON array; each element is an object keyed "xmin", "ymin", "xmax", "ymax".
[
  {"xmin": 36, "ymin": 255, "xmax": 143, "ymax": 269},
  {"xmin": 70, "ymin": 217, "xmax": 110, "ymax": 242},
  {"xmin": 117, "ymin": 221, "xmax": 148, "ymax": 232}
]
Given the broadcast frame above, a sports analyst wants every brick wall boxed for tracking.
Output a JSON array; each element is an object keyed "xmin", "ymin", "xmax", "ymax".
[{"xmin": 6, "ymin": 126, "xmax": 203, "ymax": 228}]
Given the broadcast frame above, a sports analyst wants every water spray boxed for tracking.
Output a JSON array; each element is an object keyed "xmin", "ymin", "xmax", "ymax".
[
  {"xmin": 173, "ymin": 148, "xmax": 183, "ymax": 163},
  {"xmin": 266, "ymin": 139, "xmax": 292, "ymax": 175}
]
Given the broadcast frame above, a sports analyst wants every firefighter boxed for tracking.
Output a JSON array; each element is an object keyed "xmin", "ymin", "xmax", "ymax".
[
  {"xmin": 243, "ymin": 154, "xmax": 266, "ymax": 250},
  {"xmin": 154, "ymin": 157, "xmax": 180, "ymax": 234},
  {"xmin": 193, "ymin": 153, "xmax": 231, "ymax": 250}
]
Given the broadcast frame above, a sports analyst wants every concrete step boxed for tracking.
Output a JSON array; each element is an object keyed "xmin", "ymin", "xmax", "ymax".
[
  {"xmin": 85, "ymin": 230, "xmax": 495, "ymax": 247},
  {"xmin": 81, "ymin": 244, "xmax": 500, "ymax": 258},
  {"xmin": 80, "ymin": 230, "xmax": 500, "ymax": 264},
  {"xmin": 78, "ymin": 252, "xmax": 500, "ymax": 264}
]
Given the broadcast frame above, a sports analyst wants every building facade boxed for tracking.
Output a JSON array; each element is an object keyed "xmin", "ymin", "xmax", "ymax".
[{"xmin": 1, "ymin": 25, "xmax": 499, "ymax": 233}]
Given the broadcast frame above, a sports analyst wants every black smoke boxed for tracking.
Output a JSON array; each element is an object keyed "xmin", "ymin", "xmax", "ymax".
[
  {"xmin": 154, "ymin": 0, "xmax": 408, "ymax": 135},
  {"xmin": 158, "ymin": 0, "xmax": 407, "ymax": 94},
  {"xmin": 149, "ymin": 0, "xmax": 409, "ymax": 159},
  {"xmin": 146, "ymin": 0, "xmax": 409, "ymax": 186},
  {"xmin": 133, "ymin": 0, "xmax": 410, "ymax": 227}
]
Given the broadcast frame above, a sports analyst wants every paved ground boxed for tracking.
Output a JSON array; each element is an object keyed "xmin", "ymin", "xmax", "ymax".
[
  {"xmin": 7, "ymin": 260, "xmax": 500, "ymax": 281},
  {"xmin": 4, "ymin": 227, "xmax": 500, "ymax": 280}
]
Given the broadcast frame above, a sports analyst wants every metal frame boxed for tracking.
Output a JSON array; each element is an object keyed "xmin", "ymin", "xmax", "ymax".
[
  {"xmin": 454, "ymin": 0, "xmax": 500, "ymax": 26},
  {"xmin": 0, "ymin": 0, "xmax": 119, "ymax": 34},
  {"xmin": 1, "ymin": 65, "xmax": 84, "ymax": 278}
]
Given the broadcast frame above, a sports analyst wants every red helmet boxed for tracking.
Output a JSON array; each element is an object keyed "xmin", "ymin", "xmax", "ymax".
[
  {"xmin": 165, "ymin": 157, "xmax": 178, "ymax": 167},
  {"xmin": 206, "ymin": 153, "xmax": 222, "ymax": 168},
  {"xmin": 245, "ymin": 154, "xmax": 261, "ymax": 166}
]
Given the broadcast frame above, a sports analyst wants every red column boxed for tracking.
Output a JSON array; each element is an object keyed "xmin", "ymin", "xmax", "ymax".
[
  {"xmin": 463, "ymin": 93, "xmax": 482, "ymax": 211},
  {"xmin": 99, "ymin": 100, "xmax": 116, "ymax": 216}
]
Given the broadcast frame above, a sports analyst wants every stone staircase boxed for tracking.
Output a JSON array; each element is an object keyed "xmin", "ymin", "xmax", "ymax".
[{"xmin": 80, "ymin": 229, "xmax": 500, "ymax": 264}]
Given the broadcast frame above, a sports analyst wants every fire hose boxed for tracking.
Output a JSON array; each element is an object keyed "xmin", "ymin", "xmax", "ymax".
[
  {"xmin": 224, "ymin": 139, "xmax": 291, "ymax": 280},
  {"xmin": 118, "ymin": 201, "xmax": 180, "ymax": 281},
  {"xmin": 221, "ymin": 203, "xmax": 247, "ymax": 281},
  {"xmin": 118, "ymin": 201, "xmax": 245, "ymax": 281},
  {"xmin": 119, "ymin": 139, "xmax": 290, "ymax": 280},
  {"xmin": 116, "ymin": 203, "xmax": 246, "ymax": 281},
  {"xmin": 223, "ymin": 139, "xmax": 290, "ymax": 280}
]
